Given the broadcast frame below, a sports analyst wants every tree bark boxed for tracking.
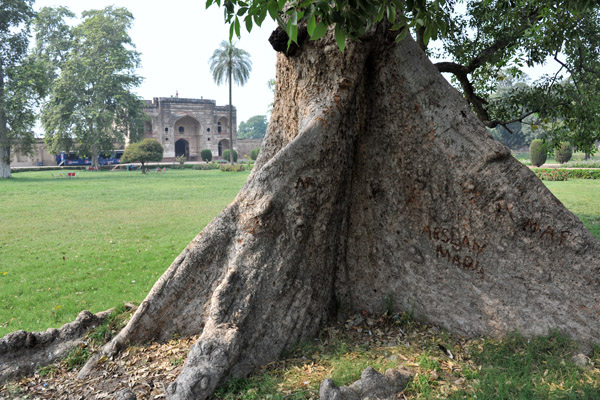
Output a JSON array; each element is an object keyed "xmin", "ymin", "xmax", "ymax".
[
  {"xmin": 81, "ymin": 27, "xmax": 600, "ymax": 399},
  {"xmin": 0, "ymin": 60, "xmax": 12, "ymax": 179}
]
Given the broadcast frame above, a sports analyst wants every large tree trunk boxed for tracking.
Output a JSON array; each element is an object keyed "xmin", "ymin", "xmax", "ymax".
[
  {"xmin": 80, "ymin": 27, "xmax": 600, "ymax": 399},
  {"xmin": 0, "ymin": 143, "xmax": 11, "ymax": 179}
]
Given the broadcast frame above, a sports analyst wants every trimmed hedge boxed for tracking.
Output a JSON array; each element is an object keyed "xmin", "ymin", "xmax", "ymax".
[{"xmin": 533, "ymin": 168, "xmax": 600, "ymax": 180}]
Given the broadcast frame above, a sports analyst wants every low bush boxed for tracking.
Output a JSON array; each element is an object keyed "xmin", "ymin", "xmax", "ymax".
[
  {"xmin": 220, "ymin": 164, "xmax": 245, "ymax": 172},
  {"xmin": 223, "ymin": 149, "xmax": 238, "ymax": 162},
  {"xmin": 194, "ymin": 162, "xmax": 220, "ymax": 170},
  {"xmin": 534, "ymin": 169, "xmax": 568, "ymax": 181},
  {"xmin": 250, "ymin": 147, "xmax": 260, "ymax": 161},
  {"xmin": 554, "ymin": 142, "xmax": 573, "ymax": 164},
  {"xmin": 529, "ymin": 139, "xmax": 548, "ymax": 167},
  {"xmin": 200, "ymin": 149, "xmax": 213, "ymax": 162},
  {"xmin": 564, "ymin": 160, "xmax": 600, "ymax": 168}
]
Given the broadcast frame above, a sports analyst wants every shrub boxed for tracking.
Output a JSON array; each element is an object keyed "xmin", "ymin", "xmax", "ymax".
[
  {"xmin": 223, "ymin": 149, "xmax": 238, "ymax": 162},
  {"xmin": 529, "ymin": 139, "xmax": 548, "ymax": 167},
  {"xmin": 554, "ymin": 142, "xmax": 573, "ymax": 164},
  {"xmin": 200, "ymin": 149, "xmax": 213, "ymax": 162},
  {"xmin": 250, "ymin": 147, "xmax": 260, "ymax": 161},
  {"xmin": 122, "ymin": 139, "xmax": 164, "ymax": 173}
]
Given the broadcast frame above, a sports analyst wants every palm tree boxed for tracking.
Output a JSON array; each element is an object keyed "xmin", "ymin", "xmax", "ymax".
[{"xmin": 209, "ymin": 40, "xmax": 252, "ymax": 164}]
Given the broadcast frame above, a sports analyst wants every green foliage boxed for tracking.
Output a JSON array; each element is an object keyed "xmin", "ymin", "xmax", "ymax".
[
  {"xmin": 63, "ymin": 345, "xmax": 90, "ymax": 371},
  {"xmin": 200, "ymin": 148, "xmax": 213, "ymax": 162},
  {"xmin": 529, "ymin": 139, "xmax": 548, "ymax": 167},
  {"xmin": 238, "ymin": 115, "xmax": 267, "ymax": 139},
  {"xmin": 533, "ymin": 168, "xmax": 600, "ymax": 180},
  {"xmin": 208, "ymin": 0, "xmax": 450, "ymax": 52},
  {"xmin": 209, "ymin": 40, "xmax": 252, "ymax": 87},
  {"xmin": 121, "ymin": 139, "xmax": 163, "ymax": 172},
  {"xmin": 0, "ymin": 0, "xmax": 49, "ymax": 178},
  {"xmin": 554, "ymin": 141, "xmax": 573, "ymax": 164},
  {"xmin": 220, "ymin": 163, "xmax": 245, "ymax": 172},
  {"xmin": 223, "ymin": 149, "xmax": 238, "ymax": 162},
  {"xmin": 534, "ymin": 169, "xmax": 568, "ymax": 181},
  {"xmin": 249, "ymin": 147, "xmax": 260, "ymax": 161},
  {"xmin": 40, "ymin": 6, "xmax": 146, "ymax": 166}
]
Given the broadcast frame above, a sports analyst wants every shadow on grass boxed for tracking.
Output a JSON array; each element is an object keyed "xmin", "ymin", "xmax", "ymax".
[{"xmin": 448, "ymin": 332, "xmax": 600, "ymax": 400}]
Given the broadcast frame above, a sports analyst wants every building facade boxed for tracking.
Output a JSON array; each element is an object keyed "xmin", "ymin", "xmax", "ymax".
[
  {"xmin": 143, "ymin": 97, "xmax": 237, "ymax": 161},
  {"xmin": 12, "ymin": 97, "xmax": 251, "ymax": 166}
]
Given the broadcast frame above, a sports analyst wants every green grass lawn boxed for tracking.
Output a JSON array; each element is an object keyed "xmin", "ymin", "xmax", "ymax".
[
  {"xmin": 0, "ymin": 169, "xmax": 250, "ymax": 337},
  {"xmin": 544, "ymin": 179, "xmax": 600, "ymax": 239},
  {"xmin": 0, "ymin": 172, "xmax": 598, "ymax": 338}
]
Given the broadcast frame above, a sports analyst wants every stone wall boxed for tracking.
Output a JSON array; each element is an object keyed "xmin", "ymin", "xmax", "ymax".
[{"xmin": 237, "ymin": 139, "xmax": 263, "ymax": 159}]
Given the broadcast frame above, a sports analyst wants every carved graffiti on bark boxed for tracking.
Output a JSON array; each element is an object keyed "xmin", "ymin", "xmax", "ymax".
[
  {"xmin": 522, "ymin": 219, "xmax": 570, "ymax": 246},
  {"xmin": 422, "ymin": 225, "xmax": 486, "ymax": 278}
]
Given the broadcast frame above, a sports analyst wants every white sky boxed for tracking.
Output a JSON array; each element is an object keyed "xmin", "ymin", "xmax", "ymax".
[
  {"xmin": 32, "ymin": 0, "xmax": 557, "ymax": 129},
  {"xmin": 33, "ymin": 0, "xmax": 278, "ymax": 126}
]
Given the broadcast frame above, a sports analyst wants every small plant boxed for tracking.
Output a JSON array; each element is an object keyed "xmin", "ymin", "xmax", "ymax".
[
  {"xmin": 62, "ymin": 344, "xmax": 90, "ymax": 370},
  {"xmin": 529, "ymin": 139, "xmax": 548, "ymax": 167},
  {"xmin": 223, "ymin": 149, "xmax": 238, "ymax": 163},
  {"xmin": 170, "ymin": 357, "xmax": 184, "ymax": 366},
  {"xmin": 38, "ymin": 364, "xmax": 59, "ymax": 377},
  {"xmin": 175, "ymin": 154, "xmax": 186, "ymax": 169},
  {"xmin": 554, "ymin": 141, "xmax": 573, "ymax": 164},
  {"xmin": 200, "ymin": 149, "xmax": 213, "ymax": 162},
  {"xmin": 87, "ymin": 304, "xmax": 129, "ymax": 345},
  {"xmin": 250, "ymin": 147, "xmax": 260, "ymax": 161}
]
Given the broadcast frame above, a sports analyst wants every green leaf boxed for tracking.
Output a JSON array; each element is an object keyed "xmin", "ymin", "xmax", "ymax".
[
  {"xmin": 205, "ymin": 0, "xmax": 215, "ymax": 8},
  {"xmin": 267, "ymin": 0, "xmax": 279, "ymax": 20},
  {"xmin": 307, "ymin": 14, "xmax": 317, "ymax": 36},
  {"xmin": 310, "ymin": 21, "xmax": 327, "ymax": 40},
  {"xmin": 229, "ymin": 21, "xmax": 235, "ymax": 41},
  {"xmin": 334, "ymin": 24, "xmax": 346, "ymax": 53},
  {"xmin": 234, "ymin": 16, "xmax": 241, "ymax": 38},
  {"xmin": 277, "ymin": 0, "xmax": 286, "ymax": 9},
  {"xmin": 387, "ymin": 5, "xmax": 397, "ymax": 24},
  {"xmin": 245, "ymin": 15, "xmax": 253, "ymax": 32},
  {"xmin": 395, "ymin": 26, "xmax": 408, "ymax": 42}
]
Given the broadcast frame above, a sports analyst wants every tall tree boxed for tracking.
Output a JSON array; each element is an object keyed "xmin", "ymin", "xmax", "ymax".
[
  {"xmin": 237, "ymin": 114, "xmax": 267, "ymax": 139},
  {"xmin": 40, "ymin": 6, "xmax": 145, "ymax": 168},
  {"xmin": 209, "ymin": 40, "xmax": 252, "ymax": 164},
  {"xmin": 80, "ymin": 2, "xmax": 600, "ymax": 399},
  {"xmin": 0, "ymin": 0, "xmax": 47, "ymax": 179}
]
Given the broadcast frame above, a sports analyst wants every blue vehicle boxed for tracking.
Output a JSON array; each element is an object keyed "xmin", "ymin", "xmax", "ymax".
[
  {"xmin": 56, "ymin": 150, "xmax": 125, "ymax": 166},
  {"xmin": 56, "ymin": 152, "xmax": 90, "ymax": 166}
]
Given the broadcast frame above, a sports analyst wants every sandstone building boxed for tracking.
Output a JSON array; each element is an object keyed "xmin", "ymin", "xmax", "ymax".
[
  {"xmin": 12, "ymin": 96, "xmax": 262, "ymax": 167},
  {"xmin": 143, "ymin": 96, "xmax": 237, "ymax": 161}
]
